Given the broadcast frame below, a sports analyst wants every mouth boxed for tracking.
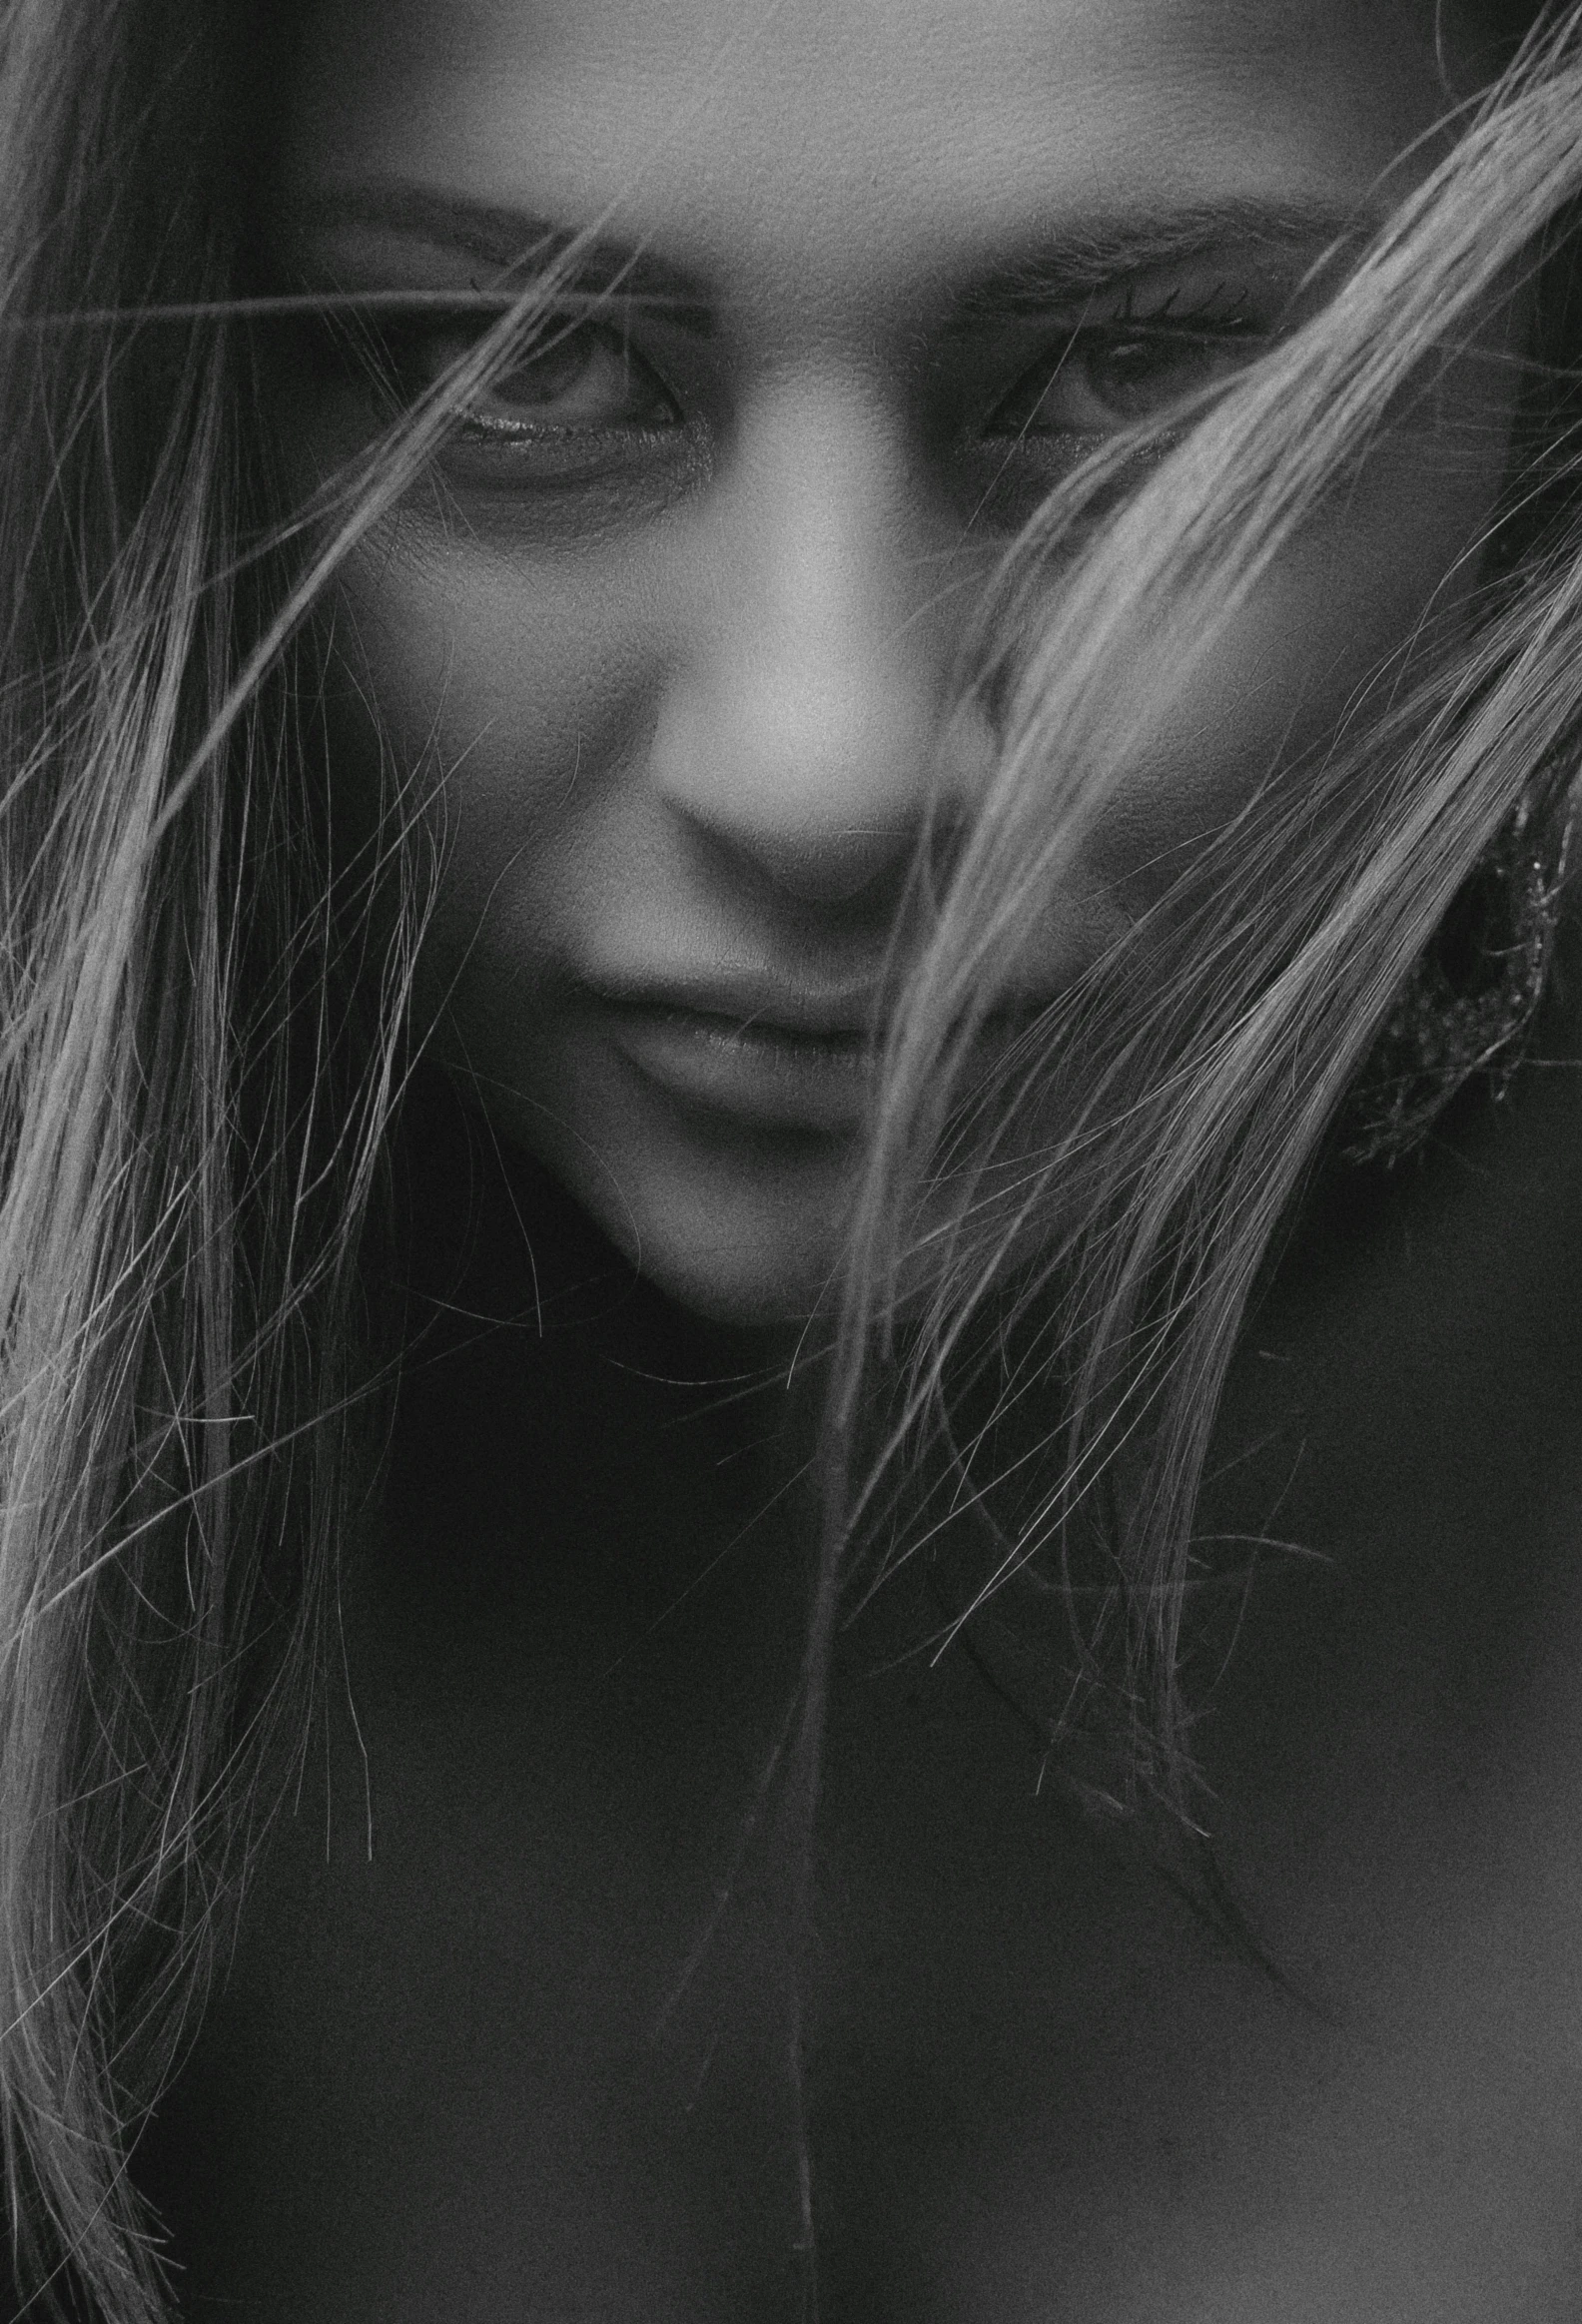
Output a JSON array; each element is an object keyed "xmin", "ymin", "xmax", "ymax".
[
  {"xmin": 582, "ymin": 971, "xmax": 1050, "ymax": 1136},
  {"xmin": 593, "ymin": 988, "xmax": 882, "ymax": 1134}
]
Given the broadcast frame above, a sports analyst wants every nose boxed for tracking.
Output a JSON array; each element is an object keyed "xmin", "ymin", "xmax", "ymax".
[{"xmin": 646, "ymin": 375, "xmax": 994, "ymax": 908}]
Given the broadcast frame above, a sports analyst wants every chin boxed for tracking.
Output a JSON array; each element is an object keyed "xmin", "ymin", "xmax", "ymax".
[
  {"xmin": 569, "ymin": 1154, "xmax": 852, "ymax": 1333},
  {"xmin": 453, "ymin": 1059, "xmax": 863, "ymax": 1332}
]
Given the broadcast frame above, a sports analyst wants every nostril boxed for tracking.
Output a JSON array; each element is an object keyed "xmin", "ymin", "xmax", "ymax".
[{"xmin": 680, "ymin": 798, "xmax": 931, "ymax": 913}]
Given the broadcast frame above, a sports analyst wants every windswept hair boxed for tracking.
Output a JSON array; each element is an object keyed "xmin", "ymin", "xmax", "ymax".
[
  {"xmin": 0, "ymin": 0, "xmax": 1574, "ymax": 2318},
  {"xmin": 817, "ymin": 0, "xmax": 1582, "ymax": 1822}
]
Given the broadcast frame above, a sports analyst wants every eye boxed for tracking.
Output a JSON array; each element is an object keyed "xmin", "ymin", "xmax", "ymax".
[
  {"xmin": 986, "ymin": 317, "xmax": 1263, "ymax": 439},
  {"xmin": 409, "ymin": 318, "xmax": 682, "ymax": 438}
]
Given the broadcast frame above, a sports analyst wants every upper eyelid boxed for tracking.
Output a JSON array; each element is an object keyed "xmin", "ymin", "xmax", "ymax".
[
  {"xmin": 339, "ymin": 300, "xmax": 678, "ymax": 384},
  {"xmin": 1071, "ymin": 307, "xmax": 1266, "ymax": 341},
  {"xmin": 292, "ymin": 261, "xmax": 1286, "ymax": 360},
  {"xmin": 492, "ymin": 287, "xmax": 713, "ymax": 333},
  {"xmin": 284, "ymin": 281, "xmax": 715, "ymax": 342},
  {"xmin": 351, "ymin": 294, "xmax": 707, "ymax": 396},
  {"xmin": 953, "ymin": 259, "xmax": 1319, "ymax": 348},
  {"xmin": 1050, "ymin": 281, "xmax": 1277, "ymax": 333},
  {"xmin": 285, "ymin": 239, "xmax": 1301, "ymax": 329}
]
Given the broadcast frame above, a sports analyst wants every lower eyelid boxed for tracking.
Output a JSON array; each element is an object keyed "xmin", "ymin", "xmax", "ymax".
[
  {"xmin": 462, "ymin": 376, "xmax": 682, "ymax": 435},
  {"xmin": 433, "ymin": 413, "xmax": 709, "ymax": 485},
  {"xmin": 453, "ymin": 407, "xmax": 682, "ymax": 449}
]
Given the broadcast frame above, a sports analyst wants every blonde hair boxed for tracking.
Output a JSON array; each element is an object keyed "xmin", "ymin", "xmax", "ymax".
[
  {"xmin": 823, "ymin": 3, "xmax": 1582, "ymax": 1809},
  {"xmin": 0, "ymin": 0, "xmax": 1574, "ymax": 2317}
]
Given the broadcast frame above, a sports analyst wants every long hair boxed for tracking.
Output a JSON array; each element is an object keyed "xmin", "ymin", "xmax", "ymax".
[
  {"xmin": 824, "ymin": 5, "xmax": 1582, "ymax": 1808},
  {"xmin": 0, "ymin": 3, "xmax": 442, "ymax": 2314},
  {"xmin": 0, "ymin": 1, "xmax": 1576, "ymax": 2318}
]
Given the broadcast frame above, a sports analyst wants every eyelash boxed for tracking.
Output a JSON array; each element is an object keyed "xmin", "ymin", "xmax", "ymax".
[
  {"xmin": 1109, "ymin": 282, "xmax": 1251, "ymax": 330},
  {"xmin": 321, "ymin": 277, "xmax": 1269, "ymax": 491},
  {"xmin": 982, "ymin": 283, "xmax": 1262, "ymax": 434}
]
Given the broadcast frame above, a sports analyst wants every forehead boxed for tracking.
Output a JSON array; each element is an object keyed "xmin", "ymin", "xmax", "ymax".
[{"xmin": 273, "ymin": 0, "xmax": 1455, "ymax": 306}]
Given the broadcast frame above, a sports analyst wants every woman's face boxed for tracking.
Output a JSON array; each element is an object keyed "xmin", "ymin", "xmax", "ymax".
[{"xmin": 269, "ymin": 0, "xmax": 1518, "ymax": 1324}]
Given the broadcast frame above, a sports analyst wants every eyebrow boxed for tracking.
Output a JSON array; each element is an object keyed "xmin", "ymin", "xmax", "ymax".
[
  {"xmin": 945, "ymin": 198, "xmax": 1374, "ymax": 330},
  {"xmin": 276, "ymin": 184, "xmax": 716, "ymax": 323},
  {"xmin": 278, "ymin": 182, "xmax": 1374, "ymax": 333}
]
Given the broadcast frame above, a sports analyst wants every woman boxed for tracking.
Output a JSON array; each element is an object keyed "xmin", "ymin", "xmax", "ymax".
[{"xmin": 1, "ymin": 0, "xmax": 1580, "ymax": 2314}]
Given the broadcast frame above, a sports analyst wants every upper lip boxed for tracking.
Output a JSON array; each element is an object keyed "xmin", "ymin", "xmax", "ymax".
[{"xmin": 580, "ymin": 970, "xmax": 888, "ymax": 1041}]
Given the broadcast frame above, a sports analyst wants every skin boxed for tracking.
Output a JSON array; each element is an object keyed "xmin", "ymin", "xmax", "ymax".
[
  {"xmin": 139, "ymin": 4, "xmax": 1582, "ymax": 2320},
  {"xmin": 267, "ymin": 0, "xmax": 1521, "ymax": 1324}
]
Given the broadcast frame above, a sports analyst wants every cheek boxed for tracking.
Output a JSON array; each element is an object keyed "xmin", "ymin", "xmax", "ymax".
[
  {"xmin": 1087, "ymin": 396, "xmax": 1513, "ymax": 908},
  {"xmin": 323, "ymin": 523, "xmax": 664, "ymax": 969}
]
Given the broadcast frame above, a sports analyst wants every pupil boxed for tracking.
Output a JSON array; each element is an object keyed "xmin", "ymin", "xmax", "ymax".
[
  {"xmin": 1091, "ymin": 333, "xmax": 1211, "ymax": 413},
  {"xmin": 1103, "ymin": 338, "xmax": 1175, "ymax": 383}
]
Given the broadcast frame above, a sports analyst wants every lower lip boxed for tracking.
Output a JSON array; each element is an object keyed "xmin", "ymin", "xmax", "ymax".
[{"xmin": 600, "ymin": 1003, "xmax": 875, "ymax": 1133}]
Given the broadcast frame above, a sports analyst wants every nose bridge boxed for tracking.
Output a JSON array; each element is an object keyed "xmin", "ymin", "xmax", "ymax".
[{"xmin": 647, "ymin": 373, "xmax": 979, "ymax": 904}]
